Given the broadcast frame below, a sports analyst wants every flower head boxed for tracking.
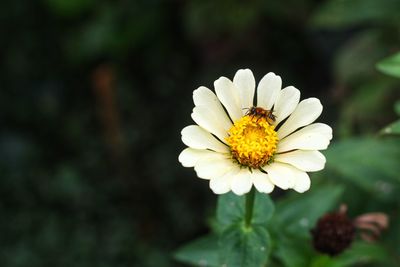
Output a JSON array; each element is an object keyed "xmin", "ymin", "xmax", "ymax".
[
  {"xmin": 311, "ymin": 206, "xmax": 355, "ymax": 256},
  {"xmin": 179, "ymin": 69, "xmax": 332, "ymax": 195}
]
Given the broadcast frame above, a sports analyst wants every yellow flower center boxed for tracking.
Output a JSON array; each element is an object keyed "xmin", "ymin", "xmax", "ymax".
[{"xmin": 226, "ymin": 116, "xmax": 278, "ymax": 168}]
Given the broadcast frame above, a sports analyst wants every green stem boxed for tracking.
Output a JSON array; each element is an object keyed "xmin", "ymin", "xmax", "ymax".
[{"xmin": 244, "ymin": 186, "xmax": 255, "ymax": 228}]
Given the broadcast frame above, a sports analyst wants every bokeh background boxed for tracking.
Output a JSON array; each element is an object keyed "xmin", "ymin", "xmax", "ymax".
[{"xmin": 1, "ymin": 0, "xmax": 400, "ymax": 266}]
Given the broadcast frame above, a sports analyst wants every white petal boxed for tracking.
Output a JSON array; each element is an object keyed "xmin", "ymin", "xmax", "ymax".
[
  {"xmin": 251, "ymin": 169, "xmax": 274, "ymax": 193},
  {"xmin": 209, "ymin": 168, "xmax": 239, "ymax": 194},
  {"xmin": 178, "ymin": 148, "xmax": 222, "ymax": 167},
  {"xmin": 210, "ymin": 177, "xmax": 231, "ymax": 194},
  {"xmin": 193, "ymin": 86, "xmax": 232, "ymax": 131},
  {"xmin": 303, "ymin": 123, "xmax": 333, "ymax": 138},
  {"xmin": 277, "ymin": 123, "xmax": 333, "ymax": 152},
  {"xmin": 191, "ymin": 106, "xmax": 228, "ymax": 143},
  {"xmin": 194, "ymin": 157, "xmax": 234, "ymax": 180},
  {"xmin": 275, "ymin": 150, "xmax": 326, "ymax": 172},
  {"xmin": 293, "ymin": 171, "xmax": 311, "ymax": 193},
  {"xmin": 233, "ymin": 69, "xmax": 256, "ymax": 113},
  {"xmin": 181, "ymin": 125, "xmax": 228, "ymax": 153},
  {"xmin": 273, "ymin": 86, "xmax": 300, "ymax": 125},
  {"xmin": 262, "ymin": 162, "xmax": 297, "ymax": 190},
  {"xmin": 230, "ymin": 169, "xmax": 253, "ymax": 195},
  {"xmin": 256, "ymin": 72, "xmax": 282, "ymax": 110},
  {"xmin": 214, "ymin": 77, "xmax": 242, "ymax": 122},
  {"xmin": 277, "ymin": 98, "xmax": 323, "ymax": 139}
]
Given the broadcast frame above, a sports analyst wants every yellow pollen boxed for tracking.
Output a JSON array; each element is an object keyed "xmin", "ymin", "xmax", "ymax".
[{"xmin": 226, "ymin": 116, "xmax": 278, "ymax": 168}]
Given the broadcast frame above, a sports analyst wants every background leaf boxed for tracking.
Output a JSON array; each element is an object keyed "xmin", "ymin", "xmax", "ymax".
[
  {"xmin": 325, "ymin": 138, "xmax": 400, "ymax": 202},
  {"xmin": 174, "ymin": 235, "xmax": 219, "ymax": 267},
  {"xmin": 377, "ymin": 52, "xmax": 400, "ymax": 78},
  {"xmin": 395, "ymin": 101, "xmax": 400, "ymax": 116},
  {"xmin": 268, "ymin": 185, "xmax": 344, "ymax": 267},
  {"xmin": 273, "ymin": 234, "xmax": 315, "ymax": 267},
  {"xmin": 310, "ymin": 242, "xmax": 390, "ymax": 267},
  {"xmin": 271, "ymin": 185, "xmax": 344, "ymax": 237},
  {"xmin": 381, "ymin": 120, "xmax": 400, "ymax": 135}
]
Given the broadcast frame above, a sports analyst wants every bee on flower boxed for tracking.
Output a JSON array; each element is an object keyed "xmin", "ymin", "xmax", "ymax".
[
  {"xmin": 245, "ymin": 106, "xmax": 276, "ymax": 124},
  {"xmin": 178, "ymin": 69, "xmax": 332, "ymax": 195}
]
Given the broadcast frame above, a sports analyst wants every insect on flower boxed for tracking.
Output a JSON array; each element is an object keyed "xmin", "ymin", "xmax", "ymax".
[{"xmin": 245, "ymin": 106, "xmax": 276, "ymax": 124}]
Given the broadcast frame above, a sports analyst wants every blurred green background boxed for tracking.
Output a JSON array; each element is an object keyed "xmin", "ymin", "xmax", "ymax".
[{"xmin": 1, "ymin": 0, "xmax": 400, "ymax": 266}]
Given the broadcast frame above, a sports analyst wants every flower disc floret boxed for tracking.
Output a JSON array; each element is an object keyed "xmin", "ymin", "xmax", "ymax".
[{"xmin": 226, "ymin": 116, "xmax": 278, "ymax": 168}]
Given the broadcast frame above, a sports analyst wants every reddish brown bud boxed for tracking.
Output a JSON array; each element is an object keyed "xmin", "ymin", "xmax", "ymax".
[{"xmin": 311, "ymin": 207, "xmax": 355, "ymax": 256}]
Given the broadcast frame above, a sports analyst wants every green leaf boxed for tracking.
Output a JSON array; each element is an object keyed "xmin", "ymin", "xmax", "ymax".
[
  {"xmin": 272, "ymin": 185, "xmax": 344, "ymax": 237},
  {"xmin": 310, "ymin": 242, "xmax": 390, "ymax": 267},
  {"xmin": 214, "ymin": 191, "xmax": 274, "ymax": 266},
  {"xmin": 377, "ymin": 52, "xmax": 400, "ymax": 78},
  {"xmin": 174, "ymin": 234, "xmax": 219, "ymax": 267},
  {"xmin": 273, "ymin": 234, "xmax": 315, "ymax": 267},
  {"xmin": 310, "ymin": 255, "xmax": 332, "ymax": 267},
  {"xmin": 336, "ymin": 78, "xmax": 397, "ymax": 137},
  {"xmin": 381, "ymin": 119, "xmax": 400, "ymax": 135},
  {"xmin": 331, "ymin": 242, "xmax": 389, "ymax": 267},
  {"xmin": 325, "ymin": 138, "xmax": 400, "ymax": 201},
  {"xmin": 310, "ymin": 0, "xmax": 400, "ymax": 29},
  {"xmin": 217, "ymin": 191, "xmax": 274, "ymax": 229},
  {"xmin": 394, "ymin": 100, "xmax": 400, "ymax": 116},
  {"xmin": 252, "ymin": 192, "xmax": 275, "ymax": 224},
  {"xmin": 219, "ymin": 225, "xmax": 270, "ymax": 267}
]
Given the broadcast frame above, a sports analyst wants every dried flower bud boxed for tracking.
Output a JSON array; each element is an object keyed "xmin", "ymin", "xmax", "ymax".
[{"xmin": 311, "ymin": 206, "xmax": 355, "ymax": 256}]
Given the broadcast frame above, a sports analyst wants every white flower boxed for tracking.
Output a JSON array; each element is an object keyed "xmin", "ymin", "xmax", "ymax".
[{"xmin": 178, "ymin": 69, "xmax": 332, "ymax": 195}]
